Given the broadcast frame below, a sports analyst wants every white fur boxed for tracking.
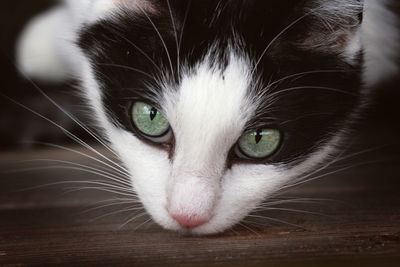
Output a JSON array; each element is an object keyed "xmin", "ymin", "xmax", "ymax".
[
  {"xmin": 16, "ymin": 7, "xmax": 77, "ymax": 81},
  {"xmin": 16, "ymin": 0, "xmax": 120, "ymax": 80},
  {"xmin": 302, "ymin": 0, "xmax": 363, "ymax": 63},
  {"xmin": 362, "ymin": 0, "xmax": 400, "ymax": 86}
]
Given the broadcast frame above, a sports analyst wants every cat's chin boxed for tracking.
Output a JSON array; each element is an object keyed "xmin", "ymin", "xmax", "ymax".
[
  {"xmin": 147, "ymin": 203, "xmax": 249, "ymax": 235},
  {"xmin": 144, "ymin": 203, "xmax": 239, "ymax": 235}
]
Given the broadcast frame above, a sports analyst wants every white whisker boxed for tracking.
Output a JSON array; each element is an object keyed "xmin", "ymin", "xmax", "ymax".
[
  {"xmin": 108, "ymin": 27, "xmax": 162, "ymax": 73},
  {"xmin": 179, "ymin": 0, "xmax": 192, "ymax": 64},
  {"xmin": 252, "ymin": 12, "xmax": 310, "ymax": 75},
  {"xmin": 135, "ymin": 4, "xmax": 175, "ymax": 77},
  {"xmin": 25, "ymin": 141, "xmax": 130, "ymax": 178},
  {"xmin": 82, "ymin": 200, "xmax": 141, "ymax": 214},
  {"xmin": 2, "ymin": 95, "xmax": 130, "ymax": 177},
  {"xmin": 133, "ymin": 218, "xmax": 153, "ymax": 231},
  {"xmin": 91, "ymin": 207, "xmax": 144, "ymax": 222},
  {"xmin": 19, "ymin": 158, "xmax": 128, "ymax": 180},
  {"xmin": 254, "ymin": 207, "xmax": 330, "ymax": 218},
  {"xmin": 12, "ymin": 64, "xmax": 119, "ymax": 158},
  {"xmin": 267, "ymin": 86, "xmax": 358, "ymax": 99},
  {"xmin": 21, "ymin": 180, "xmax": 134, "ymax": 194},
  {"xmin": 264, "ymin": 70, "xmax": 347, "ymax": 90},
  {"xmin": 98, "ymin": 63, "xmax": 157, "ymax": 81},
  {"xmin": 166, "ymin": 0, "xmax": 179, "ymax": 74},
  {"xmin": 10, "ymin": 165, "xmax": 132, "ymax": 188},
  {"xmin": 285, "ymin": 159, "xmax": 393, "ymax": 190},
  {"xmin": 282, "ymin": 145, "xmax": 390, "ymax": 190},
  {"xmin": 14, "ymin": 159, "xmax": 131, "ymax": 186},
  {"xmin": 119, "ymin": 212, "xmax": 148, "ymax": 229},
  {"xmin": 65, "ymin": 186, "xmax": 137, "ymax": 198},
  {"xmin": 261, "ymin": 197, "xmax": 335, "ymax": 207},
  {"xmin": 246, "ymin": 214, "xmax": 306, "ymax": 230},
  {"xmin": 238, "ymin": 222, "xmax": 261, "ymax": 236}
]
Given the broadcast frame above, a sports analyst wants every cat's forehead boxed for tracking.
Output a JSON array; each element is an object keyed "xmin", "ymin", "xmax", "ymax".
[{"xmin": 160, "ymin": 52, "xmax": 256, "ymax": 155}]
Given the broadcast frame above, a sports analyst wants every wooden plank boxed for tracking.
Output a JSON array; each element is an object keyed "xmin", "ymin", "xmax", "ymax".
[{"xmin": 1, "ymin": 143, "xmax": 400, "ymax": 266}]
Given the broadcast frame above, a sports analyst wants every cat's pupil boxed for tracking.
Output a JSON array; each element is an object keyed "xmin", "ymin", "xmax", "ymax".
[
  {"xmin": 255, "ymin": 129, "xmax": 263, "ymax": 144},
  {"xmin": 150, "ymin": 108, "xmax": 157, "ymax": 121}
]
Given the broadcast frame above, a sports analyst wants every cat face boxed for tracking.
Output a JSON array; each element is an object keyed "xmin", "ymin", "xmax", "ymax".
[{"xmin": 76, "ymin": 0, "xmax": 364, "ymax": 234}]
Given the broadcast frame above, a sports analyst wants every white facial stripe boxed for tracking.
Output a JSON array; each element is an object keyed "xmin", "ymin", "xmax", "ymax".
[
  {"xmin": 164, "ymin": 54, "xmax": 255, "ymax": 170},
  {"xmin": 161, "ymin": 52, "xmax": 258, "ymax": 221}
]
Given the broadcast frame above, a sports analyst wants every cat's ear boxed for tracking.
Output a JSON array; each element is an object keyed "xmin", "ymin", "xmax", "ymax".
[{"xmin": 296, "ymin": 0, "xmax": 364, "ymax": 63}]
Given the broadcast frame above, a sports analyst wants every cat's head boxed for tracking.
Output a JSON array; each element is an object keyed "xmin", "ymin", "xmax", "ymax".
[{"xmin": 76, "ymin": 0, "xmax": 364, "ymax": 234}]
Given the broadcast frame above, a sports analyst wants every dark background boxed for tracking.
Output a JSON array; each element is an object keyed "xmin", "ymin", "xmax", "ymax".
[{"xmin": 0, "ymin": 0, "xmax": 91, "ymax": 151}]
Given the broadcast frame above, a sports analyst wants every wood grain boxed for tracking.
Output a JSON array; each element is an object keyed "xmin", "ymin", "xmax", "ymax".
[{"xmin": 1, "ymin": 142, "xmax": 400, "ymax": 266}]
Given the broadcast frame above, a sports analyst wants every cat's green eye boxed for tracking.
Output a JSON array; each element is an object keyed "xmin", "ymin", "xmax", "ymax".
[
  {"xmin": 237, "ymin": 129, "xmax": 281, "ymax": 159},
  {"xmin": 131, "ymin": 102, "xmax": 170, "ymax": 138}
]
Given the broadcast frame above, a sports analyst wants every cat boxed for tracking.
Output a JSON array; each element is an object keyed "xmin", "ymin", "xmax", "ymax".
[{"xmin": 16, "ymin": 0, "xmax": 399, "ymax": 235}]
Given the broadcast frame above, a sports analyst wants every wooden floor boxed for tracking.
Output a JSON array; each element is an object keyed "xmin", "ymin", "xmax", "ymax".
[{"xmin": 1, "ymin": 137, "xmax": 400, "ymax": 266}]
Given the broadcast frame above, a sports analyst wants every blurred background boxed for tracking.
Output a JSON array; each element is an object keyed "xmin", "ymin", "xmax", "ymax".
[{"xmin": 0, "ymin": 0, "xmax": 92, "ymax": 151}]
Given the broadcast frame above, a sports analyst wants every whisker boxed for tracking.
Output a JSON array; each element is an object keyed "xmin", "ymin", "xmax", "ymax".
[
  {"xmin": 283, "ymin": 145, "xmax": 391, "ymax": 190},
  {"xmin": 135, "ymin": 4, "xmax": 175, "ymax": 77},
  {"xmin": 254, "ymin": 207, "xmax": 331, "ymax": 218},
  {"xmin": 179, "ymin": 0, "xmax": 192, "ymax": 62},
  {"xmin": 10, "ymin": 165, "xmax": 132, "ymax": 189},
  {"xmin": 279, "ymin": 112, "xmax": 335, "ymax": 126},
  {"xmin": 133, "ymin": 218, "xmax": 153, "ymax": 231},
  {"xmin": 90, "ymin": 197, "xmax": 140, "ymax": 205},
  {"xmin": 252, "ymin": 12, "xmax": 311, "ymax": 75},
  {"xmin": 97, "ymin": 63, "xmax": 157, "ymax": 81},
  {"xmin": 18, "ymin": 158, "xmax": 128, "ymax": 180},
  {"xmin": 238, "ymin": 222, "xmax": 261, "ymax": 236},
  {"xmin": 166, "ymin": 0, "xmax": 180, "ymax": 75},
  {"xmin": 91, "ymin": 207, "xmax": 144, "ymax": 222},
  {"xmin": 1, "ymin": 94, "xmax": 130, "ymax": 178},
  {"xmin": 119, "ymin": 212, "xmax": 148, "ymax": 229},
  {"xmin": 264, "ymin": 70, "xmax": 347, "ymax": 90},
  {"xmin": 11, "ymin": 62, "xmax": 119, "ymax": 158},
  {"xmin": 267, "ymin": 86, "xmax": 358, "ymax": 100},
  {"xmin": 108, "ymin": 27, "xmax": 162, "ymax": 73},
  {"xmin": 246, "ymin": 214, "xmax": 307, "ymax": 230},
  {"xmin": 13, "ymin": 159, "xmax": 131, "ymax": 187},
  {"xmin": 81, "ymin": 200, "xmax": 141, "ymax": 215},
  {"xmin": 24, "ymin": 141, "xmax": 130, "ymax": 178},
  {"xmin": 21, "ymin": 180, "xmax": 134, "ymax": 194},
  {"xmin": 285, "ymin": 159, "xmax": 395, "ymax": 190},
  {"xmin": 260, "ymin": 197, "xmax": 335, "ymax": 207},
  {"xmin": 65, "ymin": 186, "xmax": 137, "ymax": 198}
]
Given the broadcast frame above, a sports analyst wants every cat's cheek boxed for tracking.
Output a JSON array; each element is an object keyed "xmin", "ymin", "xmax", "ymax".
[
  {"xmin": 192, "ymin": 165, "xmax": 287, "ymax": 235},
  {"xmin": 106, "ymin": 129, "xmax": 181, "ymax": 231}
]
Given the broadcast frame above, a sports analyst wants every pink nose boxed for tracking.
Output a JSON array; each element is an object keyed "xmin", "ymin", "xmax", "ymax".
[{"xmin": 172, "ymin": 214, "xmax": 208, "ymax": 228}]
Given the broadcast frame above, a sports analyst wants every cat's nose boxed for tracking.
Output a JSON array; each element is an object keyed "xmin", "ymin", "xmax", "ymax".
[{"xmin": 171, "ymin": 214, "xmax": 208, "ymax": 228}]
